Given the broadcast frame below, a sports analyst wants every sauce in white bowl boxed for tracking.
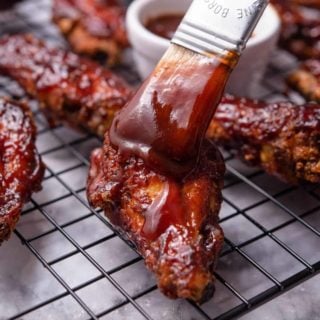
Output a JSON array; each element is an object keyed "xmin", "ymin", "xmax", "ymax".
[{"xmin": 126, "ymin": 0, "xmax": 281, "ymax": 97}]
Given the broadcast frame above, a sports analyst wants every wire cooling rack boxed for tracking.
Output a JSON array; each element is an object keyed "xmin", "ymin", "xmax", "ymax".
[{"xmin": 0, "ymin": 1, "xmax": 320, "ymax": 319}]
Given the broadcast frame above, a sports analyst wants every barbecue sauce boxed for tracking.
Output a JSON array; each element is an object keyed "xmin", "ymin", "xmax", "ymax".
[
  {"xmin": 110, "ymin": 44, "xmax": 237, "ymax": 177},
  {"xmin": 142, "ymin": 181, "xmax": 185, "ymax": 240},
  {"xmin": 109, "ymin": 44, "xmax": 238, "ymax": 239},
  {"xmin": 146, "ymin": 14, "xmax": 183, "ymax": 40}
]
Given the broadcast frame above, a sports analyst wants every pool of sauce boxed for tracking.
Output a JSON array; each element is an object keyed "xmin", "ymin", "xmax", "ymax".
[{"xmin": 145, "ymin": 14, "xmax": 183, "ymax": 40}]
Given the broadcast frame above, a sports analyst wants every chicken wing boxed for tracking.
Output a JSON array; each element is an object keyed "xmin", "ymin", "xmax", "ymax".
[
  {"xmin": 87, "ymin": 134, "xmax": 225, "ymax": 303},
  {"xmin": 2, "ymin": 35, "xmax": 318, "ymax": 186},
  {"xmin": 206, "ymin": 94, "xmax": 320, "ymax": 184},
  {"xmin": 287, "ymin": 59, "xmax": 320, "ymax": 103},
  {"xmin": 271, "ymin": 0, "xmax": 320, "ymax": 60},
  {"xmin": 0, "ymin": 98, "xmax": 44, "ymax": 244},
  {"xmin": 0, "ymin": 34, "xmax": 133, "ymax": 137},
  {"xmin": 87, "ymin": 41, "xmax": 233, "ymax": 303},
  {"xmin": 52, "ymin": 0, "xmax": 128, "ymax": 65}
]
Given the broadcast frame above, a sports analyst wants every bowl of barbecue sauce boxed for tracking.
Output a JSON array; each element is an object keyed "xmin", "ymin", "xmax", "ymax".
[
  {"xmin": 126, "ymin": 0, "xmax": 191, "ymax": 79},
  {"xmin": 127, "ymin": 0, "xmax": 281, "ymax": 96},
  {"xmin": 145, "ymin": 14, "xmax": 182, "ymax": 41}
]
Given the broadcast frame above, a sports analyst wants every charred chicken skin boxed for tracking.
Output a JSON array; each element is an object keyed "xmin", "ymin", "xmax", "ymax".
[
  {"xmin": 271, "ymin": 0, "xmax": 320, "ymax": 60},
  {"xmin": 287, "ymin": 59, "xmax": 320, "ymax": 103},
  {"xmin": 0, "ymin": 34, "xmax": 133, "ymax": 137},
  {"xmin": 0, "ymin": 98, "xmax": 44, "ymax": 244},
  {"xmin": 52, "ymin": 0, "xmax": 128, "ymax": 65},
  {"xmin": 88, "ymin": 135, "xmax": 225, "ymax": 303},
  {"xmin": 207, "ymin": 94, "xmax": 320, "ymax": 184}
]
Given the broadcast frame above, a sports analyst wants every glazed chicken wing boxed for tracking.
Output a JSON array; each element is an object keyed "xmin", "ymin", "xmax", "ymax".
[
  {"xmin": 87, "ymin": 41, "xmax": 233, "ymax": 303},
  {"xmin": 287, "ymin": 59, "xmax": 320, "ymax": 103},
  {"xmin": 52, "ymin": 0, "xmax": 128, "ymax": 65},
  {"xmin": 207, "ymin": 94, "xmax": 320, "ymax": 184},
  {"xmin": 0, "ymin": 98, "xmax": 44, "ymax": 244},
  {"xmin": 0, "ymin": 34, "xmax": 225, "ymax": 301},
  {"xmin": 87, "ymin": 135, "xmax": 225, "ymax": 303},
  {"xmin": 271, "ymin": 0, "xmax": 320, "ymax": 60},
  {"xmin": 0, "ymin": 34, "xmax": 132, "ymax": 137}
]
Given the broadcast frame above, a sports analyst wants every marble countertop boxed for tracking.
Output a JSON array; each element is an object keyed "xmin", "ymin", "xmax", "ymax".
[
  {"xmin": 240, "ymin": 273, "xmax": 320, "ymax": 320},
  {"xmin": 1, "ymin": 231, "xmax": 320, "ymax": 320}
]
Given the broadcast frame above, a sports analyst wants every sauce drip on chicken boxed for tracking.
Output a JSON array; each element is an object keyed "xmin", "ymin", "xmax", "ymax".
[{"xmin": 141, "ymin": 181, "xmax": 185, "ymax": 240}]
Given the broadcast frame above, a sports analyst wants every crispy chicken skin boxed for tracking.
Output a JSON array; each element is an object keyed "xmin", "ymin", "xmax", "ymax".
[
  {"xmin": 207, "ymin": 95, "xmax": 320, "ymax": 184},
  {"xmin": 0, "ymin": 34, "xmax": 133, "ymax": 137},
  {"xmin": 87, "ymin": 134, "xmax": 224, "ymax": 303},
  {"xmin": 0, "ymin": 98, "xmax": 44, "ymax": 244},
  {"xmin": 287, "ymin": 59, "xmax": 320, "ymax": 103},
  {"xmin": 52, "ymin": 0, "xmax": 128, "ymax": 65},
  {"xmin": 271, "ymin": 0, "xmax": 320, "ymax": 60}
]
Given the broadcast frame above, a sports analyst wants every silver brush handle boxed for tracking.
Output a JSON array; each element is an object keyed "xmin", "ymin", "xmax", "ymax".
[{"xmin": 172, "ymin": 0, "xmax": 269, "ymax": 56}]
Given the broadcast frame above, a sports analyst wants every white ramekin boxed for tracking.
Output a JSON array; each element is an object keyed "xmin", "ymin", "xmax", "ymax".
[{"xmin": 126, "ymin": 0, "xmax": 281, "ymax": 97}]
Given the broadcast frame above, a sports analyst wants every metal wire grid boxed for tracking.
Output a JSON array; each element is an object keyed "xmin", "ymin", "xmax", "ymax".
[{"xmin": 0, "ymin": 1, "xmax": 320, "ymax": 319}]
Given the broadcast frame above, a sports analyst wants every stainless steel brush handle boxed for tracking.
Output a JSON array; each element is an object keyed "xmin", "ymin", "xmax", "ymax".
[{"xmin": 172, "ymin": 0, "xmax": 269, "ymax": 56}]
